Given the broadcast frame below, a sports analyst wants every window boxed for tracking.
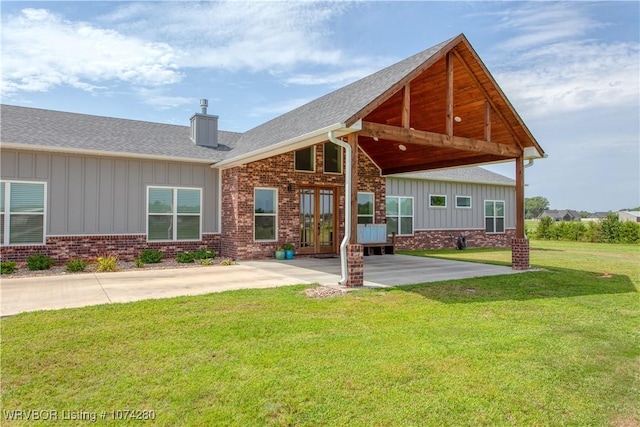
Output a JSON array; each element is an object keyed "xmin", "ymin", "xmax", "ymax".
[
  {"xmin": 147, "ymin": 187, "xmax": 201, "ymax": 241},
  {"xmin": 429, "ymin": 194, "xmax": 447, "ymax": 208},
  {"xmin": 456, "ymin": 196, "xmax": 472, "ymax": 209},
  {"xmin": 357, "ymin": 192, "xmax": 374, "ymax": 224},
  {"xmin": 323, "ymin": 142, "xmax": 342, "ymax": 174},
  {"xmin": 254, "ymin": 188, "xmax": 277, "ymax": 241},
  {"xmin": 0, "ymin": 181, "xmax": 46, "ymax": 245},
  {"xmin": 386, "ymin": 196, "xmax": 413, "ymax": 236},
  {"xmin": 295, "ymin": 147, "xmax": 315, "ymax": 172},
  {"xmin": 485, "ymin": 200, "xmax": 505, "ymax": 233}
]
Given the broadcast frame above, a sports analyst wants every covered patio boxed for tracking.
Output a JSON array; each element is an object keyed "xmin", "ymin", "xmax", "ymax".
[{"xmin": 335, "ymin": 34, "xmax": 544, "ymax": 286}]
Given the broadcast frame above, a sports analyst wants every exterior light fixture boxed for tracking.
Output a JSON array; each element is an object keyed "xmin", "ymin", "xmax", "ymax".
[
  {"xmin": 373, "ymin": 137, "xmax": 379, "ymax": 141},
  {"xmin": 398, "ymin": 144, "xmax": 407, "ymax": 151},
  {"xmin": 454, "ymin": 116, "xmax": 462, "ymax": 122}
]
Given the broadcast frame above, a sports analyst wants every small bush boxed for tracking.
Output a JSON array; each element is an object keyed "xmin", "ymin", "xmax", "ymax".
[
  {"xmin": 140, "ymin": 249, "xmax": 163, "ymax": 264},
  {"xmin": 1, "ymin": 261, "xmax": 17, "ymax": 275},
  {"xmin": 65, "ymin": 259, "xmax": 88, "ymax": 272},
  {"xmin": 96, "ymin": 255, "xmax": 119, "ymax": 272},
  {"xmin": 135, "ymin": 258, "xmax": 145, "ymax": 268},
  {"xmin": 219, "ymin": 258, "xmax": 235, "ymax": 266},
  {"xmin": 199, "ymin": 257, "xmax": 214, "ymax": 266},
  {"xmin": 26, "ymin": 254, "xmax": 56, "ymax": 271},
  {"xmin": 194, "ymin": 248, "xmax": 215, "ymax": 260},
  {"xmin": 176, "ymin": 252, "xmax": 196, "ymax": 263}
]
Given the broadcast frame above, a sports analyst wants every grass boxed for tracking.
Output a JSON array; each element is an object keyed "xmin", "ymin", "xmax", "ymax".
[{"xmin": 1, "ymin": 241, "xmax": 639, "ymax": 426}]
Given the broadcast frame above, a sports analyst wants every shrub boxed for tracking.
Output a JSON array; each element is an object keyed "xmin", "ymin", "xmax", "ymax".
[
  {"xmin": 26, "ymin": 254, "xmax": 56, "ymax": 271},
  {"xmin": 140, "ymin": 249, "xmax": 163, "ymax": 264},
  {"xmin": 1, "ymin": 261, "xmax": 17, "ymax": 275},
  {"xmin": 135, "ymin": 258, "xmax": 145, "ymax": 268},
  {"xmin": 535, "ymin": 216, "xmax": 554, "ymax": 240},
  {"xmin": 600, "ymin": 214, "xmax": 621, "ymax": 243},
  {"xmin": 619, "ymin": 221, "xmax": 640, "ymax": 244},
  {"xmin": 176, "ymin": 252, "xmax": 196, "ymax": 263},
  {"xmin": 194, "ymin": 248, "xmax": 215, "ymax": 260},
  {"xmin": 219, "ymin": 258, "xmax": 235, "ymax": 266},
  {"xmin": 96, "ymin": 255, "xmax": 118, "ymax": 272},
  {"xmin": 65, "ymin": 259, "xmax": 88, "ymax": 272},
  {"xmin": 199, "ymin": 257, "xmax": 214, "ymax": 266}
]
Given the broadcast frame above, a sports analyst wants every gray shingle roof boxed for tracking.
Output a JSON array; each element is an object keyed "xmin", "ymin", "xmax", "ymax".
[
  {"xmin": 391, "ymin": 167, "xmax": 515, "ymax": 186},
  {"xmin": 1, "ymin": 105, "xmax": 242, "ymax": 162}
]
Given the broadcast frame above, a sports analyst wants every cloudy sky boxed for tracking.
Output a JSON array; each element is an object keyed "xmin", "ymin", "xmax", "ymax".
[{"xmin": 2, "ymin": 1, "xmax": 638, "ymax": 212}]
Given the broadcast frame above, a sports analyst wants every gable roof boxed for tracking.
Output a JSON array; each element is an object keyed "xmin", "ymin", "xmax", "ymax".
[
  {"xmin": 390, "ymin": 166, "xmax": 515, "ymax": 186},
  {"xmin": 539, "ymin": 210, "xmax": 581, "ymax": 220},
  {"xmin": 2, "ymin": 33, "xmax": 543, "ymax": 171}
]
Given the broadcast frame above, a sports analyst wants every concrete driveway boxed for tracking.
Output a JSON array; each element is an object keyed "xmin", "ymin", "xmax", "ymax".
[{"xmin": 1, "ymin": 255, "xmax": 521, "ymax": 316}]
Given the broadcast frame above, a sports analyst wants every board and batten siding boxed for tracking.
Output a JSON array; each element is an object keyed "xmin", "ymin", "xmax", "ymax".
[
  {"xmin": 386, "ymin": 177, "xmax": 515, "ymax": 230},
  {"xmin": 1, "ymin": 149, "xmax": 220, "ymax": 236}
]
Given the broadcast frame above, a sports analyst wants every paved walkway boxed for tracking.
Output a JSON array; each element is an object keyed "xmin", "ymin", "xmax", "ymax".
[{"xmin": 1, "ymin": 255, "xmax": 521, "ymax": 316}]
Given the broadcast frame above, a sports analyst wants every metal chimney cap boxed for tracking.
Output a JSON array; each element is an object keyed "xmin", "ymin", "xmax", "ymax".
[{"xmin": 200, "ymin": 99, "xmax": 208, "ymax": 114}]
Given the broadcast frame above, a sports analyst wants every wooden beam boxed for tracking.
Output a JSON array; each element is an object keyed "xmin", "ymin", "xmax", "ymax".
[
  {"xmin": 360, "ymin": 121, "xmax": 522, "ymax": 157},
  {"xmin": 402, "ymin": 83, "xmax": 410, "ymax": 128},
  {"xmin": 484, "ymin": 101, "xmax": 491, "ymax": 142},
  {"xmin": 515, "ymin": 154, "xmax": 525, "ymax": 239},
  {"xmin": 381, "ymin": 154, "xmax": 505, "ymax": 176},
  {"xmin": 349, "ymin": 133, "xmax": 359, "ymax": 244},
  {"xmin": 451, "ymin": 48, "xmax": 525, "ymax": 148},
  {"xmin": 446, "ymin": 52, "xmax": 454, "ymax": 137}
]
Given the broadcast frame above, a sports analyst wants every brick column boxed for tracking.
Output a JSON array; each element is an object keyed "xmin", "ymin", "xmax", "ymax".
[
  {"xmin": 346, "ymin": 244, "xmax": 364, "ymax": 287},
  {"xmin": 511, "ymin": 238, "xmax": 530, "ymax": 270}
]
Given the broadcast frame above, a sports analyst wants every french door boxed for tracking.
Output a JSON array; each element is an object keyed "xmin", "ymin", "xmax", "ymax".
[{"xmin": 299, "ymin": 187, "xmax": 337, "ymax": 254}]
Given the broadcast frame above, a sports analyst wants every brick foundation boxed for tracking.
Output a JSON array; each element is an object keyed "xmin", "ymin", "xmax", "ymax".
[
  {"xmin": 0, "ymin": 234, "xmax": 221, "ymax": 264},
  {"xmin": 346, "ymin": 244, "xmax": 364, "ymax": 287},
  {"xmin": 395, "ymin": 229, "xmax": 516, "ymax": 251},
  {"xmin": 511, "ymin": 238, "xmax": 530, "ymax": 270}
]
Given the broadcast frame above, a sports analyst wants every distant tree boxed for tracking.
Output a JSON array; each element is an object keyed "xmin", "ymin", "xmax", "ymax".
[
  {"xmin": 525, "ymin": 196, "xmax": 550, "ymax": 219},
  {"xmin": 579, "ymin": 211, "xmax": 590, "ymax": 218}
]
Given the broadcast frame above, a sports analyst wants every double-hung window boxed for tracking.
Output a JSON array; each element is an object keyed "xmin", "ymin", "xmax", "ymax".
[
  {"xmin": 0, "ymin": 181, "xmax": 46, "ymax": 245},
  {"xmin": 147, "ymin": 186, "xmax": 201, "ymax": 241},
  {"xmin": 254, "ymin": 188, "xmax": 277, "ymax": 241},
  {"xmin": 485, "ymin": 200, "xmax": 505, "ymax": 233},
  {"xmin": 357, "ymin": 192, "xmax": 374, "ymax": 224},
  {"xmin": 386, "ymin": 196, "xmax": 413, "ymax": 236}
]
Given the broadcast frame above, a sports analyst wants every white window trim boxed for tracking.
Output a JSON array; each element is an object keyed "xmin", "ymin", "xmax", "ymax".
[
  {"xmin": 254, "ymin": 187, "xmax": 278, "ymax": 242},
  {"xmin": 455, "ymin": 195, "xmax": 472, "ymax": 209},
  {"xmin": 146, "ymin": 185, "xmax": 202, "ymax": 242},
  {"xmin": 323, "ymin": 142, "xmax": 343, "ymax": 175},
  {"xmin": 484, "ymin": 200, "xmax": 505, "ymax": 234},
  {"xmin": 357, "ymin": 192, "xmax": 375, "ymax": 224},
  {"xmin": 386, "ymin": 196, "xmax": 414, "ymax": 236},
  {"xmin": 1, "ymin": 180, "xmax": 47, "ymax": 246},
  {"xmin": 294, "ymin": 146, "xmax": 316, "ymax": 173},
  {"xmin": 429, "ymin": 194, "xmax": 447, "ymax": 208}
]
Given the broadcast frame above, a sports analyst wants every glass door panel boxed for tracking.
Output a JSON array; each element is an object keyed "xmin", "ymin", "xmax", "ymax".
[{"xmin": 299, "ymin": 187, "xmax": 336, "ymax": 254}]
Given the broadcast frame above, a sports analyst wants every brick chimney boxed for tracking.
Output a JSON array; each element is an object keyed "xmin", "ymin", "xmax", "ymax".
[{"xmin": 190, "ymin": 99, "xmax": 218, "ymax": 147}]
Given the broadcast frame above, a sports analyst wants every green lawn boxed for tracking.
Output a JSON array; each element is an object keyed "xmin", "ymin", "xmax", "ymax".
[{"xmin": 2, "ymin": 241, "xmax": 639, "ymax": 426}]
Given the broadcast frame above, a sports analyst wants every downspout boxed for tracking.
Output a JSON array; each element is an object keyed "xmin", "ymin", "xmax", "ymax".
[{"xmin": 328, "ymin": 131, "xmax": 352, "ymax": 286}]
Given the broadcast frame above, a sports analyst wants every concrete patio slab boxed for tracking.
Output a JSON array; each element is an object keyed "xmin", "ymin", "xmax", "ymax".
[{"xmin": 1, "ymin": 255, "xmax": 522, "ymax": 316}]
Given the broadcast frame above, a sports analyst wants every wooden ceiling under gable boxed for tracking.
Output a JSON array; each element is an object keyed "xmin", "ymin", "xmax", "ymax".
[{"xmin": 350, "ymin": 36, "xmax": 542, "ymax": 176}]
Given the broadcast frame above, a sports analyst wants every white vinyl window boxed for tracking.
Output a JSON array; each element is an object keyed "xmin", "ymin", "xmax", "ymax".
[
  {"xmin": 254, "ymin": 188, "xmax": 277, "ymax": 241},
  {"xmin": 386, "ymin": 196, "xmax": 413, "ymax": 236},
  {"xmin": 294, "ymin": 147, "xmax": 315, "ymax": 172},
  {"xmin": 456, "ymin": 196, "xmax": 472, "ymax": 209},
  {"xmin": 0, "ymin": 180, "xmax": 46, "ymax": 246},
  {"xmin": 485, "ymin": 200, "xmax": 505, "ymax": 233},
  {"xmin": 429, "ymin": 194, "xmax": 447, "ymax": 208},
  {"xmin": 324, "ymin": 142, "xmax": 343, "ymax": 174},
  {"xmin": 147, "ymin": 186, "xmax": 202, "ymax": 241},
  {"xmin": 357, "ymin": 192, "xmax": 375, "ymax": 224}
]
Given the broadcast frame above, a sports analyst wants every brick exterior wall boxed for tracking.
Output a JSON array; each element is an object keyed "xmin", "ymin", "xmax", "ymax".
[
  {"xmin": 220, "ymin": 143, "xmax": 385, "ymax": 260},
  {"xmin": 394, "ymin": 229, "xmax": 516, "ymax": 251},
  {"xmin": 0, "ymin": 234, "xmax": 221, "ymax": 264}
]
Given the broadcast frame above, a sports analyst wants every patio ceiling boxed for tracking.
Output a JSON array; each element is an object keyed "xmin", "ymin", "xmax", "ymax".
[{"xmin": 348, "ymin": 35, "xmax": 543, "ymax": 176}]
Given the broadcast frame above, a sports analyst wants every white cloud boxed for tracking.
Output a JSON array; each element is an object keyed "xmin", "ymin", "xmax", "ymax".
[{"xmin": 1, "ymin": 8, "xmax": 183, "ymax": 96}]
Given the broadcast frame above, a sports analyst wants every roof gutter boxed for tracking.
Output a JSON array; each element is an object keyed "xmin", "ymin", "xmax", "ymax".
[
  {"xmin": 214, "ymin": 121, "xmax": 362, "ymax": 169},
  {"xmin": 327, "ymin": 131, "xmax": 352, "ymax": 286}
]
